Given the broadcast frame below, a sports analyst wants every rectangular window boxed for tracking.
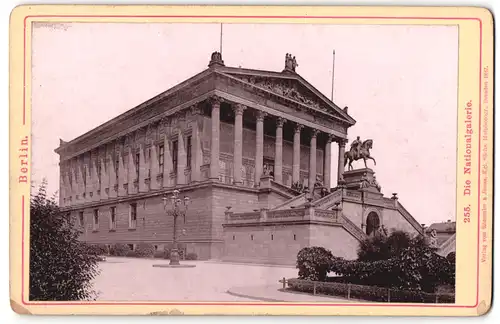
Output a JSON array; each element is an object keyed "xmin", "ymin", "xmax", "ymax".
[
  {"xmin": 110, "ymin": 207, "xmax": 116, "ymax": 230},
  {"xmin": 146, "ymin": 148, "xmax": 151, "ymax": 179},
  {"xmin": 83, "ymin": 165, "xmax": 87, "ymax": 187},
  {"xmin": 92, "ymin": 209, "xmax": 99, "ymax": 231},
  {"xmin": 186, "ymin": 136, "xmax": 192, "ymax": 168},
  {"xmin": 129, "ymin": 203, "xmax": 137, "ymax": 229},
  {"xmin": 97, "ymin": 161, "xmax": 102, "ymax": 185},
  {"xmin": 135, "ymin": 152, "xmax": 140, "ymax": 180},
  {"xmin": 172, "ymin": 140, "xmax": 178, "ymax": 171},
  {"xmin": 115, "ymin": 154, "xmax": 120, "ymax": 183},
  {"xmin": 158, "ymin": 144, "xmax": 165, "ymax": 171},
  {"xmin": 78, "ymin": 211, "xmax": 84, "ymax": 227}
]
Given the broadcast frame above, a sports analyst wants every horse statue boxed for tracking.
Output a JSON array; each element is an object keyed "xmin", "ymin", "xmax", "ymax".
[{"xmin": 344, "ymin": 139, "xmax": 377, "ymax": 171}]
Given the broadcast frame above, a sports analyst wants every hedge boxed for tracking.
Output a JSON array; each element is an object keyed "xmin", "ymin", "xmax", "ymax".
[
  {"xmin": 126, "ymin": 250, "xmax": 138, "ymax": 258},
  {"xmin": 135, "ymin": 243, "xmax": 155, "ymax": 258},
  {"xmin": 89, "ymin": 243, "xmax": 108, "ymax": 256},
  {"xmin": 109, "ymin": 243, "xmax": 130, "ymax": 257},
  {"xmin": 287, "ymin": 278, "xmax": 455, "ymax": 303},
  {"xmin": 104, "ymin": 245, "xmax": 199, "ymax": 261}
]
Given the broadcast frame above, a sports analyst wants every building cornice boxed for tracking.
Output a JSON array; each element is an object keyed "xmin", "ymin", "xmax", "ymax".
[
  {"xmin": 55, "ymin": 68, "xmax": 213, "ymax": 155},
  {"xmin": 59, "ymin": 180, "xmax": 264, "ymax": 211},
  {"xmin": 56, "ymin": 65, "xmax": 354, "ymax": 159}
]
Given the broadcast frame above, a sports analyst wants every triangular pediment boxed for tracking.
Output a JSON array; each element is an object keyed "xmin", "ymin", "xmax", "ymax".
[{"xmin": 221, "ymin": 70, "xmax": 355, "ymax": 125}]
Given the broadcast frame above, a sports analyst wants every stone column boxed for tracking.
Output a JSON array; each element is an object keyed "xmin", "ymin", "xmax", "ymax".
[
  {"xmin": 99, "ymin": 157, "xmax": 108, "ymax": 200},
  {"xmin": 190, "ymin": 105, "xmax": 203, "ymax": 183},
  {"xmin": 209, "ymin": 96, "xmax": 221, "ymax": 180},
  {"xmin": 76, "ymin": 164, "xmax": 84, "ymax": 202},
  {"xmin": 150, "ymin": 141, "xmax": 159, "ymax": 190},
  {"xmin": 127, "ymin": 147, "xmax": 137, "ymax": 195},
  {"xmin": 254, "ymin": 110, "xmax": 266, "ymax": 186},
  {"xmin": 91, "ymin": 158, "xmax": 100, "ymax": 202},
  {"xmin": 117, "ymin": 148, "xmax": 127, "ymax": 197},
  {"xmin": 292, "ymin": 123, "xmax": 303, "ymax": 185},
  {"xmin": 177, "ymin": 129, "xmax": 186, "ymax": 185},
  {"xmin": 108, "ymin": 153, "xmax": 117, "ymax": 198},
  {"xmin": 85, "ymin": 159, "xmax": 93, "ymax": 203},
  {"xmin": 308, "ymin": 129, "xmax": 319, "ymax": 190},
  {"xmin": 338, "ymin": 139, "xmax": 346, "ymax": 183},
  {"xmin": 323, "ymin": 135, "xmax": 333, "ymax": 190},
  {"xmin": 162, "ymin": 134, "xmax": 174, "ymax": 188},
  {"xmin": 233, "ymin": 104, "xmax": 246, "ymax": 185},
  {"xmin": 274, "ymin": 117, "xmax": 285, "ymax": 184},
  {"xmin": 70, "ymin": 163, "xmax": 77, "ymax": 200},
  {"xmin": 138, "ymin": 144, "xmax": 148, "ymax": 192}
]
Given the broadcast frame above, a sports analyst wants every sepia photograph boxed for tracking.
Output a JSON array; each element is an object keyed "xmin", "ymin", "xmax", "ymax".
[{"xmin": 27, "ymin": 21, "xmax": 460, "ymax": 304}]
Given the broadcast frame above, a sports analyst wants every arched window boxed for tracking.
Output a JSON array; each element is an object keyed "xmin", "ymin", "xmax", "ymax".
[{"xmin": 365, "ymin": 211, "xmax": 381, "ymax": 236}]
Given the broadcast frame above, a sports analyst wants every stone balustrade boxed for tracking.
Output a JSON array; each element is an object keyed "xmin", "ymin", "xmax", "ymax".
[{"xmin": 225, "ymin": 207, "xmax": 345, "ymax": 225}]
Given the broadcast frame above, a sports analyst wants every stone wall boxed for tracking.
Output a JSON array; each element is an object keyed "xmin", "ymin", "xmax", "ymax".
[
  {"xmin": 71, "ymin": 183, "xmax": 288, "ymax": 260},
  {"xmin": 309, "ymin": 224, "xmax": 359, "ymax": 260},
  {"xmin": 222, "ymin": 222, "xmax": 361, "ymax": 265},
  {"xmin": 382, "ymin": 208, "xmax": 420, "ymax": 235},
  {"xmin": 222, "ymin": 223, "xmax": 310, "ymax": 265}
]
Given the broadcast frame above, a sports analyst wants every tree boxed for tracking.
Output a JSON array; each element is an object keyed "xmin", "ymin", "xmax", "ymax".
[
  {"xmin": 357, "ymin": 230, "xmax": 412, "ymax": 262},
  {"xmin": 29, "ymin": 180, "xmax": 100, "ymax": 301},
  {"xmin": 397, "ymin": 235, "xmax": 455, "ymax": 292}
]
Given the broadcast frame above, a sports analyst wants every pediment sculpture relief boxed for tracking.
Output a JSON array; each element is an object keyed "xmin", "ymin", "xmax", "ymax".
[{"xmin": 236, "ymin": 75, "xmax": 335, "ymax": 115}]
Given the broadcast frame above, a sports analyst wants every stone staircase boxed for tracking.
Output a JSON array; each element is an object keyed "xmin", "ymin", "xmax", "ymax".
[{"xmin": 272, "ymin": 193, "xmax": 307, "ymax": 210}]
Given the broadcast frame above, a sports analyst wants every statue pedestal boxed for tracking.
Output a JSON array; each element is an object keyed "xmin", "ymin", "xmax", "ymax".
[{"xmin": 342, "ymin": 168, "xmax": 381, "ymax": 194}]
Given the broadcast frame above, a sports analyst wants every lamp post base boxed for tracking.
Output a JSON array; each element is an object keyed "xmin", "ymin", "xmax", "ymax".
[
  {"xmin": 169, "ymin": 249, "xmax": 181, "ymax": 266},
  {"xmin": 152, "ymin": 264, "xmax": 196, "ymax": 268}
]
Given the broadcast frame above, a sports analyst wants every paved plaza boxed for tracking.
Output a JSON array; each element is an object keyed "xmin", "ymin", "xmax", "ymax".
[{"xmin": 93, "ymin": 257, "xmax": 300, "ymax": 301}]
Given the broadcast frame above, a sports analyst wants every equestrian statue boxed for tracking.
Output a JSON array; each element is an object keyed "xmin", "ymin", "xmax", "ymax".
[{"xmin": 344, "ymin": 136, "xmax": 377, "ymax": 171}]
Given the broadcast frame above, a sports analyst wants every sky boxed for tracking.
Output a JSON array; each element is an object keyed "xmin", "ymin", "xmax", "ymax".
[{"xmin": 31, "ymin": 22, "xmax": 458, "ymax": 226}]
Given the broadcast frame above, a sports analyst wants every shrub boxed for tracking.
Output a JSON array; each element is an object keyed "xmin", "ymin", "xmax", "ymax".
[
  {"xmin": 296, "ymin": 247, "xmax": 333, "ymax": 281},
  {"xmin": 30, "ymin": 181, "xmax": 100, "ymax": 301},
  {"xmin": 89, "ymin": 244, "xmax": 108, "ymax": 256},
  {"xmin": 126, "ymin": 250, "xmax": 138, "ymax": 258},
  {"xmin": 153, "ymin": 250, "xmax": 165, "ymax": 259},
  {"xmin": 135, "ymin": 243, "xmax": 155, "ymax": 258},
  {"xmin": 110, "ymin": 243, "xmax": 130, "ymax": 257},
  {"xmin": 186, "ymin": 252, "xmax": 198, "ymax": 260}
]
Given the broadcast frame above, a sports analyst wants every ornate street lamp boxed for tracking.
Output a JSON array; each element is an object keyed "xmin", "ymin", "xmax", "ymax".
[{"xmin": 162, "ymin": 189, "xmax": 190, "ymax": 266}]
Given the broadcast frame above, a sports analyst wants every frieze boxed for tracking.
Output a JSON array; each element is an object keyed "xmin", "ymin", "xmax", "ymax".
[
  {"xmin": 314, "ymin": 116, "xmax": 345, "ymax": 133},
  {"xmin": 314, "ymin": 209, "xmax": 339, "ymax": 221},
  {"xmin": 346, "ymin": 191, "xmax": 362, "ymax": 199},
  {"xmin": 268, "ymin": 209, "xmax": 305, "ymax": 219}
]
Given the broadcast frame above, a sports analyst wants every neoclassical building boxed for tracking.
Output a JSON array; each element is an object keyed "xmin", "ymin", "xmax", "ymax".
[{"xmin": 56, "ymin": 52, "xmax": 424, "ymax": 262}]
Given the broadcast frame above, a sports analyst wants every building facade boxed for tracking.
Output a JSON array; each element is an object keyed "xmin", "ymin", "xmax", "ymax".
[{"xmin": 55, "ymin": 52, "xmax": 356, "ymax": 260}]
